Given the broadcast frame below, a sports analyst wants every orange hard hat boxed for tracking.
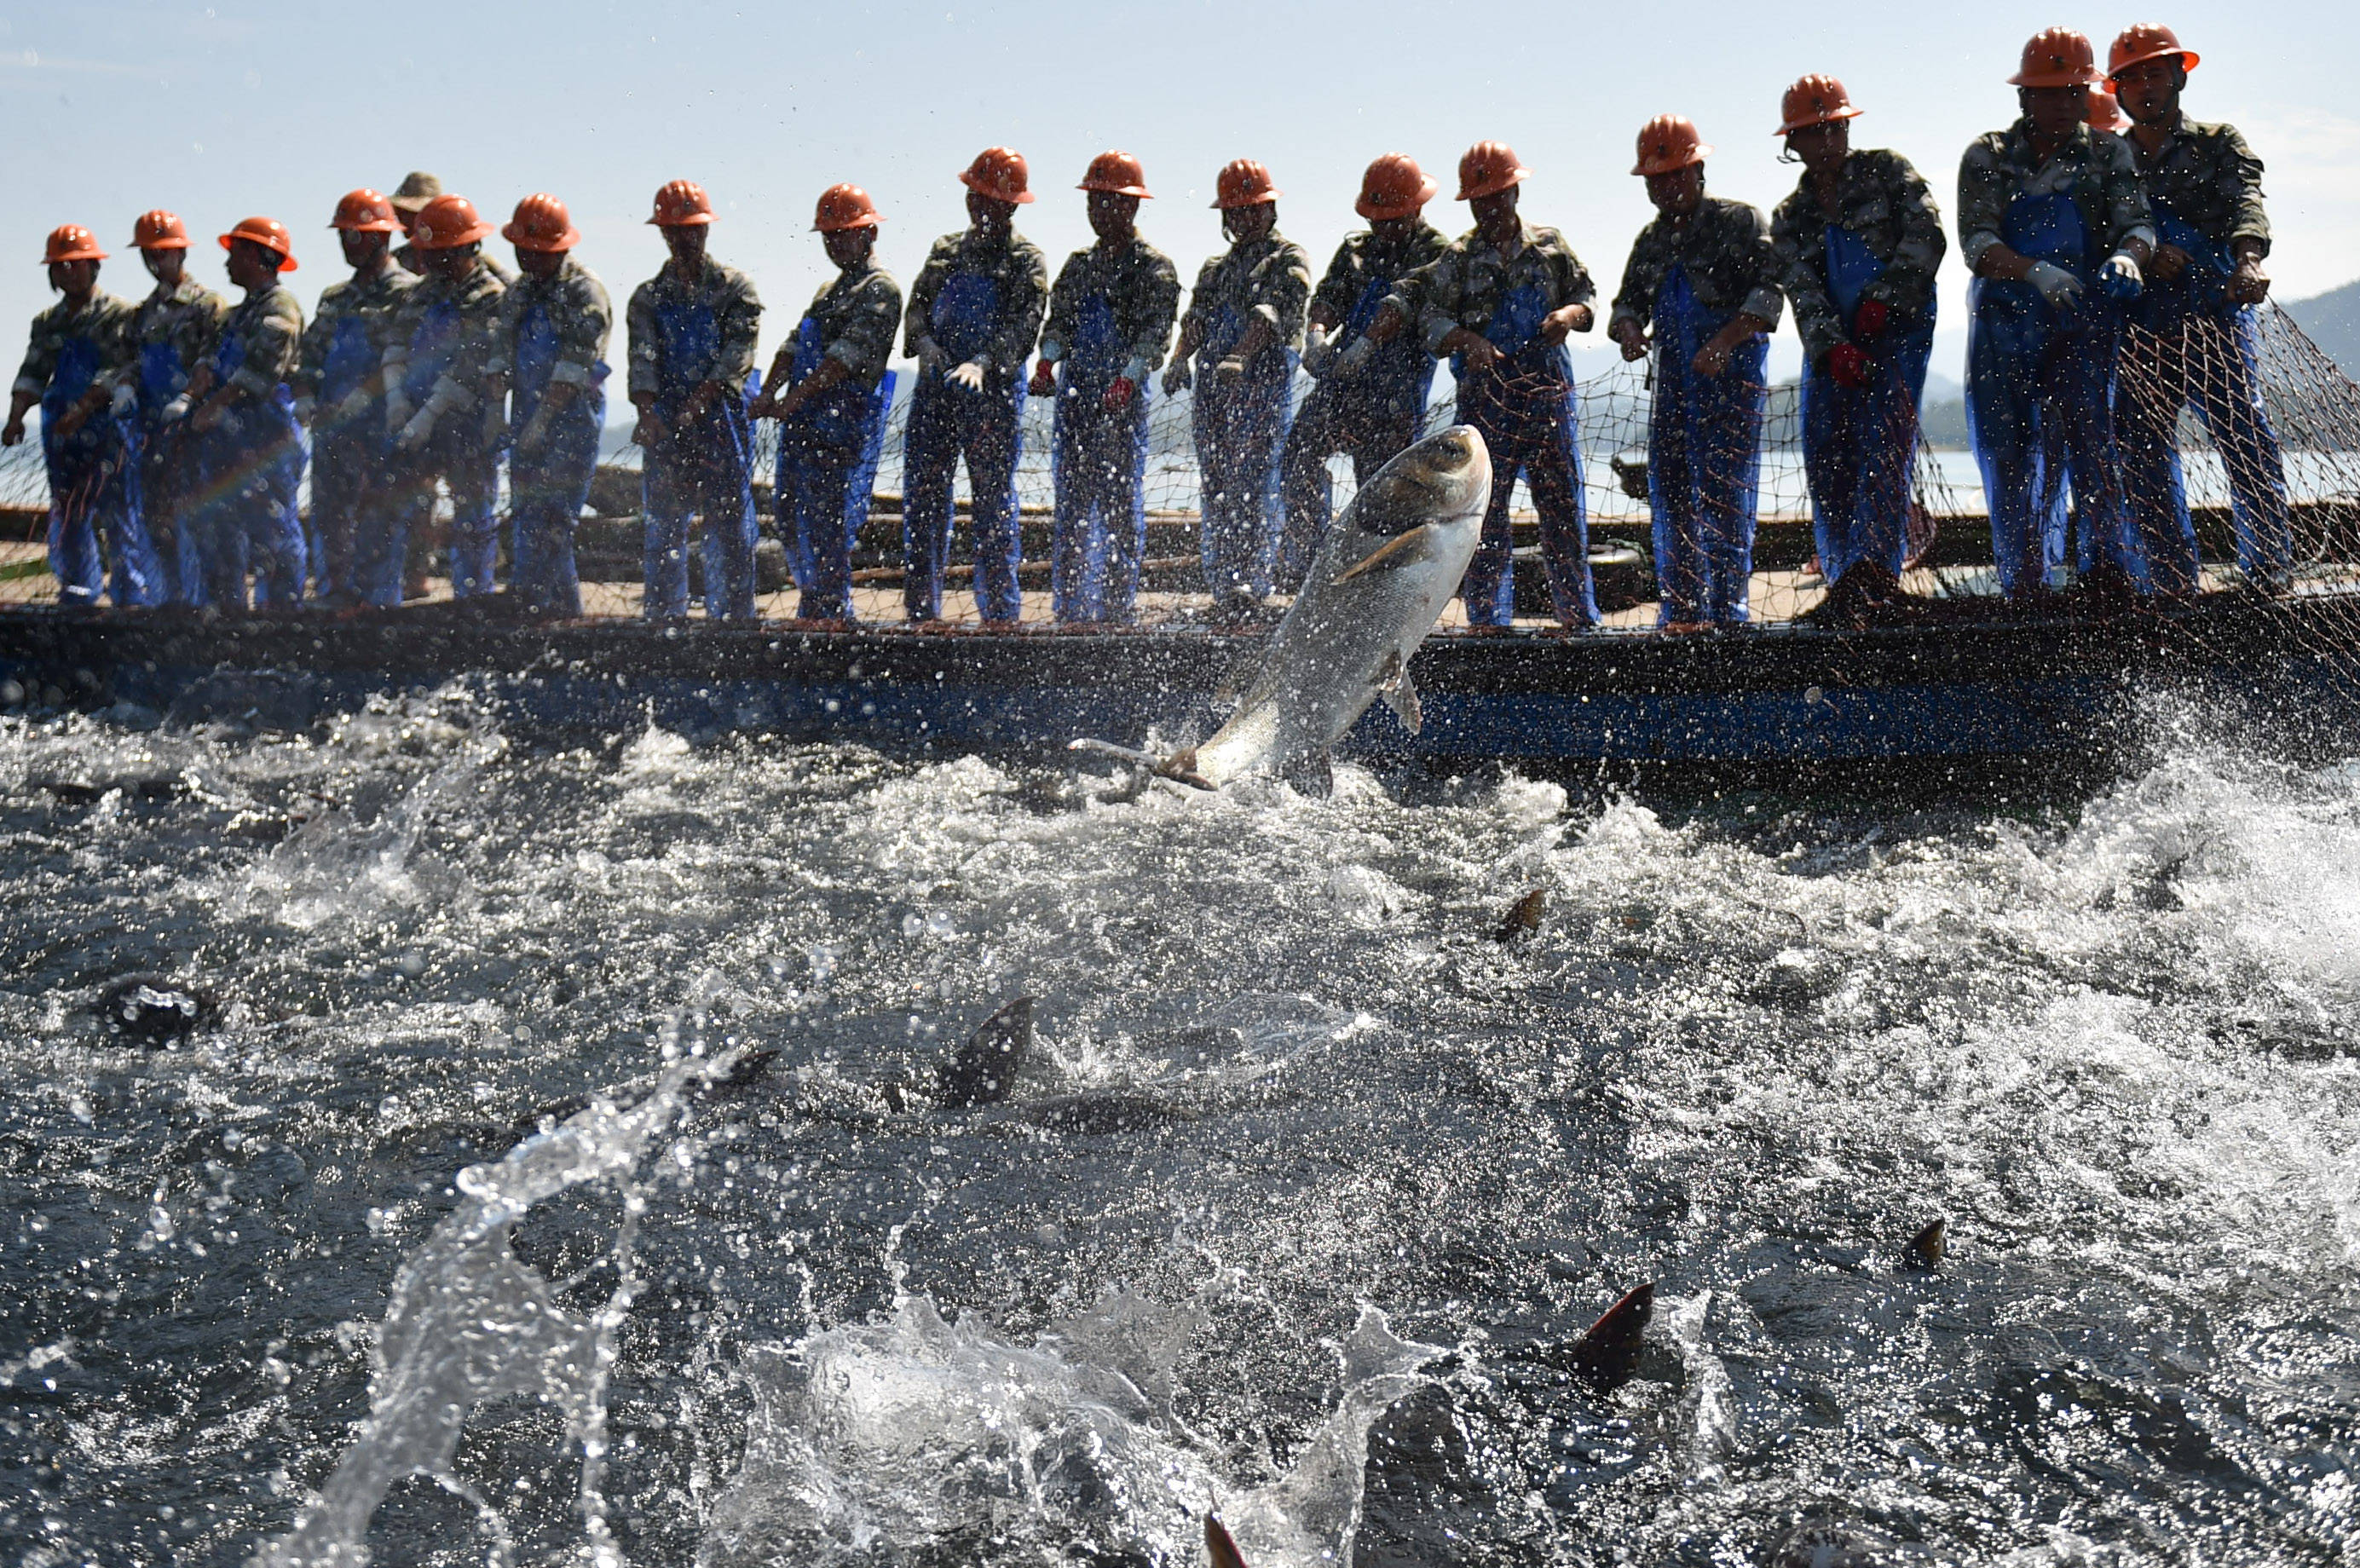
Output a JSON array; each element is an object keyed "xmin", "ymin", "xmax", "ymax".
[
  {"xmin": 43, "ymin": 224, "xmax": 107, "ymax": 265},
  {"xmin": 1632, "ymin": 115, "xmax": 1711, "ymax": 177},
  {"xmin": 648, "ymin": 179, "xmax": 715, "ymax": 227},
  {"xmin": 2107, "ymin": 22, "xmax": 2199, "ymax": 85},
  {"xmin": 131, "ymin": 210, "xmax": 190, "ymax": 251},
  {"xmin": 2009, "ymin": 26, "xmax": 2101, "ymax": 88},
  {"xmin": 330, "ymin": 188, "xmax": 401, "ymax": 233},
  {"xmin": 1211, "ymin": 159, "xmax": 1280, "ymax": 210},
  {"xmin": 1356, "ymin": 153, "xmax": 1437, "ymax": 220},
  {"xmin": 1454, "ymin": 141, "xmax": 1529, "ymax": 203},
  {"xmin": 503, "ymin": 193, "xmax": 581, "ymax": 251},
  {"xmin": 959, "ymin": 147, "xmax": 1035, "ymax": 205},
  {"xmin": 217, "ymin": 216, "xmax": 297, "ymax": 271},
  {"xmin": 1776, "ymin": 74, "xmax": 1863, "ymax": 136},
  {"xmin": 2086, "ymin": 85, "xmax": 2127, "ymax": 134},
  {"xmin": 1078, "ymin": 150, "xmax": 1153, "ymax": 199},
  {"xmin": 813, "ymin": 183, "xmax": 884, "ymax": 233},
  {"xmin": 409, "ymin": 194, "xmax": 493, "ymax": 251}
]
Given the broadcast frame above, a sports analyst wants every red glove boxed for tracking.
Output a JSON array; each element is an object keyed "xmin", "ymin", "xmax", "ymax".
[
  {"xmin": 1852, "ymin": 298, "xmax": 1889, "ymax": 340},
  {"xmin": 1828, "ymin": 343, "xmax": 1872, "ymax": 389},
  {"xmin": 1028, "ymin": 360, "xmax": 1059, "ymax": 398},
  {"xmin": 1101, "ymin": 377, "xmax": 1135, "ymax": 412}
]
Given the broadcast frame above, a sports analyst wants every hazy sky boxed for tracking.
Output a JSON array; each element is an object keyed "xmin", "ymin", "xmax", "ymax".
[{"xmin": 6, "ymin": 0, "xmax": 2357, "ymax": 391}]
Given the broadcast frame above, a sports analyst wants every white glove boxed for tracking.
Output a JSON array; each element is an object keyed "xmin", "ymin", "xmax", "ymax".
[
  {"xmin": 1301, "ymin": 325, "xmax": 1335, "ymax": 378},
  {"xmin": 2022, "ymin": 260, "xmax": 2086, "ymax": 312},
  {"xmin": 160, "ymin": 395, "xmax": 191, "ymax": 425},
  {"xmin": 1335, "ymin": 336, "xmax": 1376, "ymax": 377},
  {"xmin": 397, "ymin": 406, "xmax": 438, "ymax": 452},
  {"xmin": 110, "ymin": 382, "xmax": 137, "ymax": 418},
  {"xmin": 914, "ymin": 337, "xmax": 948, "ymax": 376},
  {"xmin": 291, "ymin": 395, "xmax": 318, "ymax": 425},
  {"xmin": 2099, "ymin": 252, "xmax": 2144, "ymax": 302},
  {"xmin": 1162, "ymin": 357, "xmax": 1192, "ymax": 395},
  {"xmin": 335, "ymin": 384, "xmax": 373, "ymax": 425},
  {"xmin": 947, "ymin": 360, "xmax": 986, "ymax": 391},
  {"xmin": 1214, "ymin": 354, "xmax": 1249, "ymax": 379}
]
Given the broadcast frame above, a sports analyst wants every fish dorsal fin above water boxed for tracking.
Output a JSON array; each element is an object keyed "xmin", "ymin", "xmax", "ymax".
[
  {"xmin": 1331, "ymin": 524, "xmax": 1436, "ymax": 585},
  {"xmin": 934, "ymin": 996, "xmax": 1036, "ymax": 1107},
  {"xmin": 1905, "ymin": 1218, "xmax": 1947, "ymax": 1271},
  {"xmin": 1204, "ymin": 1514, "xmax": 1251, "ymax": 1568},
  {"xmin": 1375, "ymin": 650, "xmax": 1421, "ymax": 733},
  {"xmin": 1564, "ymin": 1280, "xmax": 1654, "ymax": 1391}
]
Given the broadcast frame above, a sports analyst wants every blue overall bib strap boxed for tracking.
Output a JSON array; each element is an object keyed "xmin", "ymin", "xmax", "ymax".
[
  {"xmin": 1647, "ymin": 264, "xmax": 1767, "ymax": 626},
  {"xmin": 903, "ymin": 268, "xmax": 1025, "ymax": 623}
]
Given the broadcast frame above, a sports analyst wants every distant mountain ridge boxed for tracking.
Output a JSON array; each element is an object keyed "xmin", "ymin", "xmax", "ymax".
[{"xmin": 2287, "ymin": 278, "xmax": 2360, "ymax": 379}]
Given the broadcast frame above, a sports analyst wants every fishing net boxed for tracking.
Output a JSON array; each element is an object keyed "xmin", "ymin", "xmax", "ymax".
[{"xmin": 0, "ymin": 306, "xmax": 2349, "ymax": 639}]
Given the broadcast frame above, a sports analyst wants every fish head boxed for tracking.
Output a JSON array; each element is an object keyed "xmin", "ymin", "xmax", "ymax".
[{"xmin": 1347, "ymin": 425, "xmax": 1491, "ymax": 539}]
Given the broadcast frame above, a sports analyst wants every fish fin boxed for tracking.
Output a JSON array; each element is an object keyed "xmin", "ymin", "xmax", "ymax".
[
  {"xmin": 1563, "ymin": 1280, "xmax": 1653, "ymax": 1392},
  {"xmin": 1205, "ymin": 1515, "xmax": 1251, "ymax": 1568},
  {"xmin": 935, "ymin": 996, "xmax": 1036, "ymax": 1107},
  {"xmin": 1156, "ymin": 747, "xmax": 1219, "ymax": 792},
  {"xmin": 1493, "ymin": 886, "xmax": 1546, "ymax": 942},
  {"xmin": 1279, "ymin": 749, "xmax": 1334, "ymax": 799},
  {"xmin": 1375, "ymin": 653, "xmax": 1422, "ymax": 733},
  {"xmin": 1330, "ymin": 524, "xmax": 1434, "ymax": 585},
  {"xmin": 1904, "ymin": 1217, "xmax": 1947, "ymax": 1271}
]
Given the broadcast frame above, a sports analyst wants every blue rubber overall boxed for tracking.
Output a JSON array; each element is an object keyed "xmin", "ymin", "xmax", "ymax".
[
  {"xmin": 188, "ymin": 328, "xmax": 304, "ymax": 610},
  {"xmin": 1798, "ymin": 224, "xmax": 1934, "ymax": 585},
  {"xmin": 395, "ymin": 296, "xmax": 502, "ymax": 600},
  {"xmin": 1454, "ymin": 283, "xmax": 1595, "ymax": 627},
  {"xmin": 1047, "ymin": 293, "xmax": 1151, "ymax": 621},
  {"xmin": 1648, "ymin": 264, "xmax": 1768, "ymax": 625},
  {"xmin": 776, "ymin": 314, "xmax": 891, "ymax": 620},
  {"xmin": 127, "ymin": 335, "xmax": 203, "ymax": 604},
  {"xmin": 508, "ymin": 297, "xmax": 607, "ymax": 618},
  {"xmin": 2115, "ymin": 199, "xmax": 2290, "ymax": 589},
  {"xmin": 1190, "ymin": 303, "xmax": 1295, "ymax": 602},
  {"xmin": 39, "ymin": 329, "xmax": 159, "ymax": 607},
  {"xmin": 309, "ymin": 311, "xmax": 390, "ymax": 606},
  {"xmin": 1965, "ymin": 186, "xmax": 2144, "ymax": 595},
  {"xmin": 903, "ymin": 272, "xmax": 1024, "ymax": 622},
  {"xmin": 1277, "ymin": 274, "xmax": 1436, "ymax": 591},
  {"xmin": 640, "ymin": 294, "xmax": 759, "ymax": 620}
]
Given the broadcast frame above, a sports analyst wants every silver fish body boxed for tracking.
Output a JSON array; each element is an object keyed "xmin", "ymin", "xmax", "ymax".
[{"xmin": 1180, "ymin": 425, "xmax": 1491, "ymax": 790}]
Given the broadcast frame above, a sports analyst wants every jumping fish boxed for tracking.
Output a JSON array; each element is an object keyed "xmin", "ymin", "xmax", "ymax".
[{"xmin": 1076, "ymin": 425, "xmax": 1492, "ymax": 796}]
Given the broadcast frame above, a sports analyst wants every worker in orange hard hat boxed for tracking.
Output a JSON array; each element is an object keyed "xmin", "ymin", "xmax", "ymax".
[
  {"xmin": 2107, "ymin": 22, "xmax": 2292, "ymax": 593},
  {"xmin": 1766, "ymin": 75, "xmax": 1947, "ymax": 621},
  {"xmin": 1273, "ymin": 153, "xmax": 1451, "ymax": 596},
  {"xmin": 1370, "ymin": 141, "xmax": 1600, "ymax": 626},
  {"xmin": 291, "ymin": 189, "xmax": 415, "ymax": 607},
  {"xmin": 1164, "ymin": 158, "xmax": 1313, "ymax": 618},
  {"xmin": 179, "ymin": 217, "xmax": 309, "ymax": 609},
  {"xmin": 6, "ymin": 226, "xmax": 158, "ymax": 606},
  {"xmin": 750, "ymin": 183, "xmax": 903, "ymax": 623},
  {"xmin": 1959, "ymin": 26, "xmax": 2156, "ymax": 600},
  {"xmin": 117, "ymin": 210, "xmax": 228, "ymax": 604},
  {"xmin": 628, "ymin": 178, "xmax": 765, "ymax": 621},
  {"xmin": 491, "ymin": 193, "xmax": 611, "ymax": 618},
  {"xmin": 899, "ymin": 148, "xmax": 1047, "ymax": 625},
  {"xmin": 1608, "ymin": 116, "xmax": 1786, "ymax": 628},
  {"xmin": 378, "ymin": 193, "xmax": 509, "ymax": 602},
  {"xmin": 1030, "ymin": 151, "xmax": 1180, "ymax": 623}
]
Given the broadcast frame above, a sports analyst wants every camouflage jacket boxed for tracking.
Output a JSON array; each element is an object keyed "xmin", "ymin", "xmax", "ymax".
[
  {"xmin": 489, "ymin": 257, "xmax": 613, "ymax": 391},
  {"xmin": 1402, "ymin": 221, "xmax": 1595, "ymax": 355},
  {"xmin": 1956, "ymin": 118, "xmax": 2155, "ymax": 271},
  {"xmin": 382, "ymin": 257, "xmax": 506, "ymax": 406},
  {"xmin": 295, "ymin": 263, "xmax": 413, "ymax": 401},
  {"xmin": 120, "ymin": 277, "xmax": 229, "ymax": 406},
  {"xmin": 209, "ymin": 284, "xmax": 305, "ymax": 399},
  {"xmin": 1040, "ymin": 236, "xmax": 1180, "ymax": 377},
  {"xmin": 903, "ymin": 228, "xmax": 1050, "ymax": 382},
  {"xmin": 1769, "ymin": 147, "xmax": 1947, "ymax": 361},
  {"xmin": 796, "ymin": 261, "xmax": 903, "ymax": 390},
  {"xmin": 626, "ymin": 257, "xmax": 762, "ymax": 401},
  {"xmin": 1313, "ymin": 221, "xmax": 1451, "ymax": 338},
  {"xmin": 2128, "ymin": 116, "xmax": 2269, "ymax": 257},
  {"xmin": 12, "ymin": 291, "xmax": 136, "ymax": 400},
  {"xmin": 1609, "ymin": 196, "xmax": 1786, "ymax": 334},
  {"xmin": 1181, "ymin": 233, "xmax": 1313, "ymax": 362}
]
